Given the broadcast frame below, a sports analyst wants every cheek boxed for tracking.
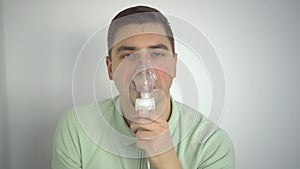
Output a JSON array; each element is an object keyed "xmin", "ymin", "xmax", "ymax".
[
  {"xmin": 156, "ymin": 71, "xmax": 173, "ymax": 87},
  {"xmin": 112, "ymin": 65, "xmax": 131, "ymax": 93},
  {"xmin": 111, "ymin": 62, "xmax": 119, "ymax": 73}
]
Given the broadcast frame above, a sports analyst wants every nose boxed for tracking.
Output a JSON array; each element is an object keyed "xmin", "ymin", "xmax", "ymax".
[
  {"xmin": 131, "ymin": 50, "xmax": 155, "ymax": 80},
  {"xmin": 138, "ymin": 58, "xmax": 151, "ymax": 68}
]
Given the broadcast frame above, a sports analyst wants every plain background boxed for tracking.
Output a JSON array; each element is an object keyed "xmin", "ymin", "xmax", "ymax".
[{"xmin": 1, "ymin": 0, "xmax": 300, "ymax": 169}]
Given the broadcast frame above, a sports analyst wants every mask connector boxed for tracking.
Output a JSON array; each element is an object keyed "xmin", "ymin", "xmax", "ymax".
[{"xmin": 133, "ymin": 69, "xmax": 156, "ymax": 117}]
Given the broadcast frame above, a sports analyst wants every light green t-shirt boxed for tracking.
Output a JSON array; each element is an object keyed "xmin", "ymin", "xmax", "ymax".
[{"xmin": 52, "ymin": 97, "xmax": 235, "ymax": 169}]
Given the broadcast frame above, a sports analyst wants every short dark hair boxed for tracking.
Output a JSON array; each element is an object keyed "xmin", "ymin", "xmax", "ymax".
[{"xmin": 107, "ymin": 6, "xmax": 175, "ymax": 60}]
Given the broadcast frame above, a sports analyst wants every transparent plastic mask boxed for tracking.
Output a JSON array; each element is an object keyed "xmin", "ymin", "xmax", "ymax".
[
  {"xmin": 112, "ymin": 48, "xmax": 176, "ymax": 120},
  {"xmin": 132, "ymin": 67, "xmax": 156, "ymax": 117},
  {"xmin": 132, "ymin": 68, "xmax": 156, "ymax": 95}
]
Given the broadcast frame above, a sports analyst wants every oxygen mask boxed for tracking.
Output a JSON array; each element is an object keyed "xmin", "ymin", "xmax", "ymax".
[
  {"xmin": 112, "ymin": 48, "xmax": 176, "ymax": 119},
  {"xmin": 132, "ymin": 63, "xmax": 157, "ymax": 117}
]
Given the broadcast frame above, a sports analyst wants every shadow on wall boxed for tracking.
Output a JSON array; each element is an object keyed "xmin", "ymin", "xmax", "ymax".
[{"xmin": 0, "ymin": 0, "xmax": 11, "ymax": 167}]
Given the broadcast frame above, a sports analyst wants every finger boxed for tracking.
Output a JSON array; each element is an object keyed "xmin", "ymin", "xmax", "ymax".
[
  {"xmin": 135, "ymin": 133, "xmax": 174, "ymax": 157},
  {"xmin": 131, "ymin": 123, "xmax": 170, "ymax": 139},
  {"xmin": 130, "ymin": 121, "xmax": 158, "ymax": 134},
  {"xmin": 135, "ymin": 128, "xmax": 170, "ymax": 140},
  {"xmin": 135, "ymin": 129, "xmax": 158, "ymax": 139},
  {"xmin": 130, "ymin": 117, "xmax": 169, "ymax": 134},
  {"xmin": 130, "ymin": 112, "xmax": 152, "ymax": 123},
  {"xmin": 131, "ymin": 110, "xmax": 164, "ymax": 122}
]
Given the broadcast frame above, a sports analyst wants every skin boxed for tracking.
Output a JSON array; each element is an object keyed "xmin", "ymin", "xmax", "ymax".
[{"xmin": 106, "ymin": 23, "xmax": 181, "ymax": 169}]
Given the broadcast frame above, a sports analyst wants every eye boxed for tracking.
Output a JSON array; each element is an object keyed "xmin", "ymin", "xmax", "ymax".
[
  {"xmin": 151, "ymin": 52, "xmax": 164, "ymax": 57},
  {"xmin": 121, "ymin": 53, "xmax": 134, "ymax": 59}
]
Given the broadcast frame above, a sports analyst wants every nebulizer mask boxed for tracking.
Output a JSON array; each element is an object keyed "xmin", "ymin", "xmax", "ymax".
[
  {"xmin": 132, "ymin": 63, "xmax": 157, "ymax": 117},
  {"xmin": 112, "ymin": 48, "xmax": 175, "ymax": 121}
]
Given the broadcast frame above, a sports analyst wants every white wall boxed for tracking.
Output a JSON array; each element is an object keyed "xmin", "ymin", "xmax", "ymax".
[{"xmin": 2, "ymin": 0, "xmax": 300, "ymax": 169}]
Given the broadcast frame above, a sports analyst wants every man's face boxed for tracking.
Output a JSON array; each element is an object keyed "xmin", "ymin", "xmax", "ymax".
[{"xmin": 106, "ymin": 23, "xmax": 177, "ymax": 114}]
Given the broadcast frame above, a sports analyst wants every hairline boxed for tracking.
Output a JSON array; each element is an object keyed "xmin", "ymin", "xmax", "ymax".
[
  {"xmin": 107, "ymin": 6, "xmax": 175, "ymax": 60},
  {"xmin": 109, "ymin": 22, "xmax": 172, "ymax": 56}
]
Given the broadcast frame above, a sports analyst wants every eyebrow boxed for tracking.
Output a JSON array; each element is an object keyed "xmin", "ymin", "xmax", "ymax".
[
  {"xmin": 116, "ymin": 43, "xmax": 169, "ymax": 54},
  {"xmin": 116, "ymin": 46, "xmax": 137, "ymax": 54},
  {"xmin": 147, "ymin": 44, "xmax": 169, "ymax": 50}
]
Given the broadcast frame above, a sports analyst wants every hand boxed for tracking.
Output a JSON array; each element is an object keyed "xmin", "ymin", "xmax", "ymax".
[{"xmin": 130, "ymin": 111, "xmax": 182, "ymax": 169}]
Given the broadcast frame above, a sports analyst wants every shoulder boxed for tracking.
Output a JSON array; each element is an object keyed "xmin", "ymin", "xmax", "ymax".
[
  {"xmin": 52, "ymin": 97, "xmax": 118, "ymax": 168},
  {"xmin": 173, "ymin": 100, "xmax": 230, "ymax": 144},
  {"xmin": 172, "ymin": 100, "xmax": 235, "ymax": 168},
  {"xmin": 61, "ymin": 97, "xmax": 117, "ymax": 121},
  {"xmin": 198, "ymin": 128, "xmax": 235, "ymax": 168},
  {"xmin": 55, "ymin": 97, "xmax": 117, "ymax": 137}
]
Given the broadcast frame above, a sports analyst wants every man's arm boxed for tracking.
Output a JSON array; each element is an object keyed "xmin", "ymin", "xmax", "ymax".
[
  {"xmin": 130, "ymin": 111, "xmax": 182, "ymax": 169},
  {"xmin": 198, "ymin": 129, "xmax": 235, "ymax": 169},
  {"xmin": 52, "ymin": 110, "xmax": 82, "ymax": 169}
]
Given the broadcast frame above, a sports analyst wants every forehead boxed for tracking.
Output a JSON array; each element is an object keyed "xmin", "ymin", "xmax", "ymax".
[{"xmin": 112, "ymin": 23, "xmax": 168, "ymax": 47}]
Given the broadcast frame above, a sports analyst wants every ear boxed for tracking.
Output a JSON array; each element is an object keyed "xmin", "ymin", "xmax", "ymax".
[
  {"xmin": 173, "ymin": 53, "xmax": 178, "ymax": 77},
  {"xmin": 106, "ymin": 56, "xmax": 113, "ymax": 80}
]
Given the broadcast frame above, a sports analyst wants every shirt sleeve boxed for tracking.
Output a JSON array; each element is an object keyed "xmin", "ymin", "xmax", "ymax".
[
  {"xmin": 198, "ymin": 129, "xmax": 235, "ymax": 169},
  {"xmin": 51, "ymin": 109, "xmax": 82, "ymax": 169}
]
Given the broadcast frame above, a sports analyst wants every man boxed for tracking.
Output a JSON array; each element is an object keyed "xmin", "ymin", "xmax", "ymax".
[{"xmin": 52, "ymin": 5, "xmax": 235, "ymax": 169}]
